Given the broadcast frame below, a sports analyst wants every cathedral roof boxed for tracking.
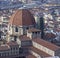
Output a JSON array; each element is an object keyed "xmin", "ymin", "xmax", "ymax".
[{"xmin": 9, "ymin": 9, "xmax": 35, "ymax": 26}]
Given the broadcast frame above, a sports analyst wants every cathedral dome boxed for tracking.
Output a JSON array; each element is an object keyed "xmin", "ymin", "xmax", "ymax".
[{"xmin": 9, "ymin": 9, "xmax": 35, "ymax": 26}]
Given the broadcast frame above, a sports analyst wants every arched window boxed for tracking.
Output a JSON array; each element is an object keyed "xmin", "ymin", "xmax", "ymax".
[
  {"xmin": 15, "ymin": 27, "xmax": 18, "ymax": 32},
  {"xmin": 14, "ymin": 36, "xmax": 17, "ymax": 41}
]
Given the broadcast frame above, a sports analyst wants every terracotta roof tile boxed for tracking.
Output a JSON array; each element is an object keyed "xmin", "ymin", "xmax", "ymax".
[
  {"xmin": 45, "ymin": 33, "xmax": 56, "ymax": 39},
  {"xmin": 31, "ymin": 47, "xmax": 51, "ymax": 57},
  {"xmin": 0, "ymin": 44, "xmax": 10, "ymax": 51},
  {"xmin": 9, "ymin": 9, "xmax": 35, "ymax": 26},
  {"xmin": 32, "ymin": 38, "xmax": 60, "ymax": 51},
  {"xmin": 7, "ymin": 41, "xmax": 19, "ymax": 47},
  {"xmin": 19, "ymin": 35, "xmax": 31, "ymax": 41},
  {"xmin": 26, "ymin": 54, "xmax": 36, "ymax": 58},
  {"xmin": 55, "ymin": 28, "xmax": 60, "ymax": 32},
  {"xmin": 28, "ymin": 28, "xmax": 41, "ymax": 33}
]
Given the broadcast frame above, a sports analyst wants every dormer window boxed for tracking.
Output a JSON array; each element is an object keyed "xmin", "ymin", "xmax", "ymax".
[{"xmin": 15, "ymin": 27, "xmax": 18, "ymax": 32}]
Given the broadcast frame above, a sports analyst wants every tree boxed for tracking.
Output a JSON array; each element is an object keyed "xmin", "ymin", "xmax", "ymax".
[{"xmin": 40, "ymin": 16, "xmax": 45, "ymax": 39}]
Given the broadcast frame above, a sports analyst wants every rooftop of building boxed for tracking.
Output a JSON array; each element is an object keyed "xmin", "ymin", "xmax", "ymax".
[
  {"xmin": 55, "ymin": 28, "xmax": 60, "ymax": 32},
  {"xmin": 19, "ymin": 35, "xmax": 31, "ymax": 41},
  {"xmin": 0, "ymin": 44, "xmax": 10, "ymax": 51},
  {"xmin": 45, "ymin": 32, "xmax": 56, "ymax": 39},
  {"xmin": 32, "ymin": 38, "xmax": 60, "ymax": 51},
  {"xmin": 7, "ymin": 41, "xmax": 19, "ymax": 47},
  {"xmin": 31, "ymin": 46, "xmax": 51, "ymax": 57},
  {"xmin": 27, "ymin": 28, "xmax": 41, "ymax": 33},
  {"xmin": 9, "ymin": 9, "xmax": 35, "ymax": 26},
  {"xmin": 26, "ymin": 53, "xmax": 36, "ymax": 58}
]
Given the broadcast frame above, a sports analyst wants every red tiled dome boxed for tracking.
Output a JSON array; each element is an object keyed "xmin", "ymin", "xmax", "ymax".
[{"xmin": 9, "ymin": 9, "xmax": 35, "ymax": 26}]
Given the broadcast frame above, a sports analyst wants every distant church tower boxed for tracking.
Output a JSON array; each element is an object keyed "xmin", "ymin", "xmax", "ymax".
[{"xmin": 7, "ymin": 9, "xmax": 35, "ymax": 42}]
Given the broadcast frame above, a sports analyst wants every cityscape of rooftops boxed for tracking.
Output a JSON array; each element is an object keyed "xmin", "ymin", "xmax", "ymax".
[{"xmin": 0, "ymin": 0, "xmax": 60, "ymax": 58}]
